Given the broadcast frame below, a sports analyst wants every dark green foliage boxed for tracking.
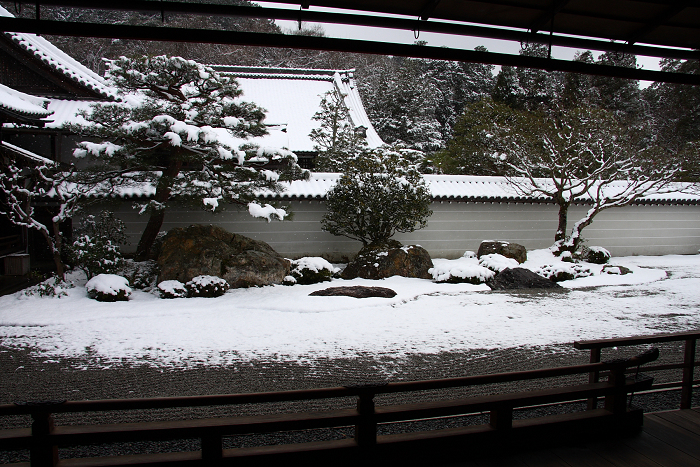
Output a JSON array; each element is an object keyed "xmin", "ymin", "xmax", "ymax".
[
  {"xmin": 87, "ymin": 287, "xmax": 130, "ymax": 302},
  {"xmin": 433, "ymin": 98, "xmax": 517, "ymax": 175},
  {"xmin": 321, "ymin": 148, "xmax": 432, "ymax": 246}
]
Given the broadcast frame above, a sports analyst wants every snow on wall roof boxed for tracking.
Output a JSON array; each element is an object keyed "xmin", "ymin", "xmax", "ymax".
[
  {"xmin": 0, "ymin": 6, "xmax": 115, "ymax": 100},
  {"xmin": 94, "ymin": 173, "xmax": 700, "ymax": 204},
  {"xmin": 0, "ymin": 82, "xmax": 52, "ymax": 118},
  {"xmin": 1, "ymin": 140, "xmax": 54, "ymax": 164},
  {"xmin": 211, "ymin": 66, "xmax": 383, "ymax": 151}
]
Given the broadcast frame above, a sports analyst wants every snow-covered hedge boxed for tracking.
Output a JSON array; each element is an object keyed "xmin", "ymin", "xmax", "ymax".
[
  {"xmin": 86, "ymin": 274, "xmax": 131, "ymax": 302},
  {"xmin": 534, "ymin": 264, "xmax": 593, "ymax": 282},
  {"xmin": 186, "ymin": 275, "xmax": 230, "ymax": 298},
  {"xmin": 478, "ymin": 254, "xmax": 519, "ymax": 273},
  {"xmin": 430, "ymin": 258, "xmax": 495, "ymax": 284},
  {"xmin": 22, "ymin": 275, "xmax": 72, "ymax": 299},
  {"xmin": 158, "ymin": 280, "xmax": 188, "ymax": 299},
  {"xmin": 284, "ymin": 257, "xmax": 338, "ymax": 285},
  {"xmin": 584, "ymin": 246, "xmax": 611, "ymax": 264}
]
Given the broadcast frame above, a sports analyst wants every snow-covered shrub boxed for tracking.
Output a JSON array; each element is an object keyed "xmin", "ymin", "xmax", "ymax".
[
  {"xmin": 86, "ymin": 274, "xmax": 131, "ymax": 302},
  {"xmin": 584, "ymin": 247, "xmax": 611, "ymax": 264},
  {"xmin": 71, "ymin": 234, "xmax": 124, "ymax": 279},
  {"xmin": 120, "ymin": 260, "xmax": 159, "ymax": 290},
  {"xmin": 559, "ymin": 250, "xmax": 575, "ymax": 263},
  {"xmin": 462, "ymin": 251, "xmax": 476, "ymax": 259},
  {"xmin": 534, "ymin": 264, "xmax": 593, "ymax": 282},
  {"xmin": 602, "ymin": 264, "xmax": 632, "ymax": 275},
  {"xmin": 285, "ymin": 257, "xmax": 338, "ymax": 285},
  {"xmin": 478, "ymin": 254, "xmax": 519, "ymax": 273},
  {"xmin": 430, "ymin": 258, "xmax": 495, "ymax": 284},
  {"xmin": 186, "ymin": 275, "xmax": 230, "ymax": 298},
  {"xmin": 158, "ymin": 280, "xmax": 188, "ymax": 299},
  {"xmin": 22, "ymin": 275, "xmax": 71, "ymax": 298}
]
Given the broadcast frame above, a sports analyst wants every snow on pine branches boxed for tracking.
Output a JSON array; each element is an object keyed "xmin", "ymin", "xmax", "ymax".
[{"xmin": 65, "ymin": 55, "xmax": 307, "ymax": 259}]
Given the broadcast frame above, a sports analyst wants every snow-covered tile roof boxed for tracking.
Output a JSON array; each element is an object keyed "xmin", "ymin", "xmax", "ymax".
[
  {"xmin": 44, "ymin": 99, "xmax": 93, "ymax": 128},
  {"xmin": 0, "ymin": 6, "xmax": 115, "ymax": 100},
  {"xmin": 0, "ymin": 82, "xmax": 52, "ymax": 118},
  {"xmin": 212, "ymin": 66, "xmax": 383, "ymax": 151},
  {"xmin": 1, "ymin": 140, "xmax": 54, "ymax": 164},
  {"xmin": 92, "ymin": 173, "xmax": 700, "ymax": 204}
]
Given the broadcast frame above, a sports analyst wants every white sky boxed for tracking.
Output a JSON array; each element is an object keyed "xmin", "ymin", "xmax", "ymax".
[{"xmin": 256, "ymin": 2, "xmax": 662, "ymax": 87}]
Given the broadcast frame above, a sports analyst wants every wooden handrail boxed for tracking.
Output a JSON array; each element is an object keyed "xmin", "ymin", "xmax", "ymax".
[
  {"xmin": 574, "ymin": 330, "xmax": 699, "ymax": 409},
  {"xmin": 0, "ymin": 350, "xmax": 657, "ymax": 467},
  {"xmin": 0, "ymin": 358, "xmax": 655, "ymax": 417}
]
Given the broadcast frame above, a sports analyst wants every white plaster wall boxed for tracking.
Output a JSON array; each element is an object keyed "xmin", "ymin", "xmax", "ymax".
[{"xmin": 87, "ymin": 199, "xmax": 700, "ymax": 260}]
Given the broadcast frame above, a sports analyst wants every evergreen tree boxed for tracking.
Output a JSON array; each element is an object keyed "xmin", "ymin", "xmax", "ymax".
[
  {"xmin": 432, "ymin": 98, "xmax": 515, "ymax": 176},
  {"xmin": 321, "ymin": 146, "xmax": 432, "ymax": 246},
  {"xmin": 309, "ymin": 89, "xmax": 367, "ymax": 171},
  {"xmin": 66, "ymin": 55, "xmax": 306, "ymax": 260},
  {"xmin": 591, "ymin": 51, "xmax": 644, "ymax": 124}
]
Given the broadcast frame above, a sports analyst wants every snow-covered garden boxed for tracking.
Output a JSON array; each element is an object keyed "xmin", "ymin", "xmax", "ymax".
[{"xmin": 1, "ymin": 250, "xmax": 698, "ymax": 369}]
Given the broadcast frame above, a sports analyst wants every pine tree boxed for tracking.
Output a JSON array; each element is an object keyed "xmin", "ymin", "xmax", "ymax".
[
  {"xmin": 321, "ymin": 146, "xmax": 432, "ymax": 246},
  {"xmin": 66, "ymin": 55, "xmax": 306, "ymax": 260},
  {"xmin": 309, "ymin": 89, "xmax": 367, "ymax": 171}
]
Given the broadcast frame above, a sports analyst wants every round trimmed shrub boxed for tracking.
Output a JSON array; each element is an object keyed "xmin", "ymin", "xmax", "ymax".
[
  {"xmin": 158, "ymin": 280, "xmax": 188, "ymax": 298},
  {"xmin": 585, "ymin": 247, "xmax": 611, "ymax": 264},
  {"xmin": 86, "ymin": 274, "xmax": 131, "ymax": 302},
  {"xmin": 186, "ymin": 275, "xmax": 230, "ymax": 298},
  {"xmin": 285, "ymin": 257, "xmax": 337, "ymax": 285}
]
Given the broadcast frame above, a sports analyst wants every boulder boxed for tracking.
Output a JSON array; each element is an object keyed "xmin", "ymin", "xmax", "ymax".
[
  {"xmin": 477, "ymin": 241, "xmax": 527, "ymax": 264},
  {"xmin": 488, "ymin": 268, "xmax": 563, "ymax": 290},
  {"xmin": 310, "ymin": 286, "xmax": 397, "ymax": 298},
  {"xmin": 341, "ymin": 241, "xmax": 433, "ymax": 280},
  {"xmin": 158, "ymin": 225, "xmax": 290, "ymax": 288}
]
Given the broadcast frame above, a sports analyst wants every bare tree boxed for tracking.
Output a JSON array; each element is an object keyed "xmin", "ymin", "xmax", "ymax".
[
  {"xmin": 0, "ymin": 153, "xmax": 84, "ymax": 278},
  {"xmin": 499, "ymin": 106, "xmax": 681, "ymax": 255}
]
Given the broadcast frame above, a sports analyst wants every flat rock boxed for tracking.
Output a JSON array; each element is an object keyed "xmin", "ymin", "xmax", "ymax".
[
  {"xmin": 309, "ymin": 286, "xmax": 397, "ymax": 298},
  {"xmin": 488, "ymin": 268, "xmax": 563, "ymax": 290}
]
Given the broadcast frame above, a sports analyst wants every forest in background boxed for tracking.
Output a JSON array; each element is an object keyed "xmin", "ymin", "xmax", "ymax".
[{"xmin": 2, "ymin": 0, "xmax": 698, "ymax": 180}]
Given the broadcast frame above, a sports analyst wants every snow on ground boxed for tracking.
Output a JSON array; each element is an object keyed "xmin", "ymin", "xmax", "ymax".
[{"xmin": 1, "ymin": 251, "xmax": 699, "ymax": 369}]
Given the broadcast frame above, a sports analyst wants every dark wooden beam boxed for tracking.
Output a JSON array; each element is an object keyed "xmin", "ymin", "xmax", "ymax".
[
  {"xmin": 1, "ymin": 17, "xmax": 698, "ymax": 85},
  {"xmin": 14, "ymin": 0, "xmax": 700, "ymax": 59},
  {"xmin": 529, "ymin": 0, "xmax": 571, "ymax": 34},
  {"xmin": 625, "ymin": 1, "xmax": 693, "ymax": 45},
  {"xmin": 419, "ymin": 0, "xmax": 442, "ymax": 21}
]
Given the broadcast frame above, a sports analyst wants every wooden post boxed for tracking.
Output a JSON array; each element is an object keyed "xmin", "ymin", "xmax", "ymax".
[
  {"xmin": 587, "ymin": 347, "xmax": 601, "ymax": 410},
  {"xmin": 354, "ymin": 390, "xmax": 377, "ymax": 447},
  {"xmin": 29, "ymin": 408, "xmax": 58, "ymax": 467},
  {"xmin": 489, "ymin": 406, "xmax": 513, "ymax": 431},
  {"xmin": 681, "ymin": 338, "xmax": 697, "ymax": 410},
  {"xmin": 604, "ymin": 364, "xmax": 627, "ymax": 415},
  {"xmin": 201, "ymin": 433, "xmax": 223, "ymax": 463}
]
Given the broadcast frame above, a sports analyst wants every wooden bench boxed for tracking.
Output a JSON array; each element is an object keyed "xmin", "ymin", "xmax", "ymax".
[{"xmin": 0, "ymin": 348, "xmax": 658, "ymax": 467}]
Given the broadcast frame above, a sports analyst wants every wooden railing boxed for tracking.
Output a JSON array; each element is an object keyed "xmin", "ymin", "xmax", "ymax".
[
  {"xmin": 575, "ymin": 330, "xmax": 700, "ymax": 410},
  {"xmin": 0, "ymin": 350, "xmax": 658, "ymax": 467}
]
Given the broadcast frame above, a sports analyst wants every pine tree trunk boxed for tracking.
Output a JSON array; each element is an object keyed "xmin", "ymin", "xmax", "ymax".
[{"xmin": 134, "ymin": 159, "xmax": 182, "ymax": 261}]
